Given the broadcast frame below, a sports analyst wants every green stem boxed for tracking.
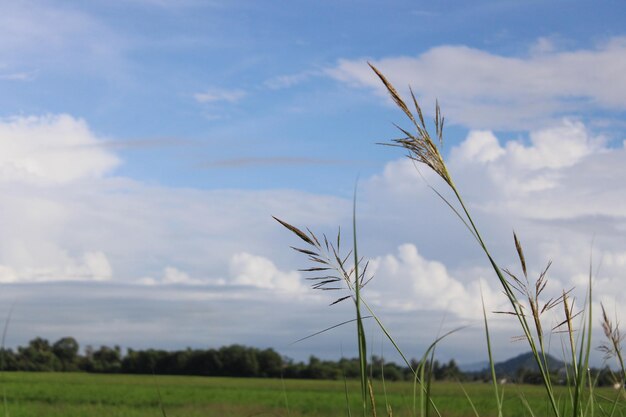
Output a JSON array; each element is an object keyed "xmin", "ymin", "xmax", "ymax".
[
  {"xmin": 448, "ymin": 182, "xmax": 561, "ymax": 417},
  {"xmin": 352, "ymin": 184, "xmax": 368, "ymax": 417}
]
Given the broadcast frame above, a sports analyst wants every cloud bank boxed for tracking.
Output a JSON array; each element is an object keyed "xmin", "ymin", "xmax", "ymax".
[{"xmin": 0, "ymin": 111, "xmax": 623, "ymax": 363}]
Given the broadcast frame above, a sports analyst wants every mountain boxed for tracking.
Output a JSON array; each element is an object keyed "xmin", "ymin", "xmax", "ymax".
[
  {"xmin": 494, "ymin": 351, "xmax": 565, "ymax": 376},
  {"xmin": 462, "ymin": 352, "xmax": 566, "ymax": 376}
]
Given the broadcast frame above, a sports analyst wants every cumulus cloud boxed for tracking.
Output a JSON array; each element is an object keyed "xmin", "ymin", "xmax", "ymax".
[
  {"xmin": 362, "ymin": 119, "xmax": 626, "ymax": 332},
  {"xmin": 0, "ymin": 113, "xmax": 120, "ymax": 283},
  {"xmin": 500, "ymin": 121, "xmax": 602, "ymax": 170},
  {"xmin": 367, "ymin": 244, "xmax": 502, "ymax": 319},
  {"xmin": 135, "ymin": 253, "xmax": 305, "ymax": 294},
  {"xmin": 162, "ymin": 266, "xmax": 204, "ymax": 285},
  {"xmin": 230, "ymin": 252, "xmax": 305, "ymax": 293},
  {"xmin": 0, "ymin": 114, "xmax": 119, "ymax": 183},
  {"xmin": 327, "ymin": 37, "xmax": 626, "ymax": 129},
  {"xmin": 447, "ymin": 120, "xmax": 618, "ymax": 219},
  {"xmin": 452, "ymin": 130, "xmax": 504, "ymax": 164},
  {"xmin": 0, "ymin": 250, "xmax": 112, "ymax": 283}
]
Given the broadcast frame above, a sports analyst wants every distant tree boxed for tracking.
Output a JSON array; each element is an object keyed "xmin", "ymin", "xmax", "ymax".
[
  {"xmin": 0, "ymin": 348, "xmax": 18, "ymax": 371},
  {"xmin": 257, "ymin": 348, "xmax": 283, "ymax": 377},
  {"xmin": 52, "ymin": 337, "xmax": 80, "ymax": 371},
  {"xmin": 219, "ymin": 345, "xmax": 260, "ymax": 377},
  {"xmin": 282, "ymin": 357, "xmax": 306, "ymax": 378},
  {"xmin": 92, "ymin": 345, "xmax": 122, "ymax": 373},
  {"xmin": 123, "ymin": 348, "xmax": 157, "ymax": 374},
  {"xmin": 338, "ymin": 357, "xmax": 360, "ymax": 379},
  {"xmin": 382, "ymin": 363, "xmax": 403, "ymax": 381},
  {"xmin": 304, "ymin": 356, "xmax": 341, "ymax": 380},
  {"xmin": 440, "ymin": 359, "xmax": 464, "ymax": 381},
  {"xmin": 17, "ymin": 337, "xmax": 61, "ymax": 371},
  {"xmin": 184, "ymin": 349, "xmax": 222, "ymax": 376}
]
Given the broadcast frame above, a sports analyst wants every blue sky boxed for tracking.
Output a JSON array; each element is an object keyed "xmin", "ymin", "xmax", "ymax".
[{"xmin": 1, "ymin": 0, "xmax": 626, "ymax": 366}]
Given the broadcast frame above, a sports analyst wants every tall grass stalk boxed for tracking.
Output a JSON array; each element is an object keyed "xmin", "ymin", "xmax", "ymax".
[
  {"xmin": 481, "ymin": 291, "xmax": 503, "ymax": 417},
  {"xmin": 352, "ymin": 185, "xmax": 369, "ymax": 416},
  {"xmin": 276, "ymin": 199, "xmax": 453, "ymax": 417},
  {"xmin": 274, "ymin": 185, "xmax": 373, "ymax": 416}
]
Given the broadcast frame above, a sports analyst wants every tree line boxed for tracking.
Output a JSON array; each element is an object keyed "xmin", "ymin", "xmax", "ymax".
[
  {"xmin": 1, "ymin": 336, "xmax": 619, "ymax": 386},
  {"xmin": 0, "ymin": 336, "xmax": 464, "ymax": 381}
]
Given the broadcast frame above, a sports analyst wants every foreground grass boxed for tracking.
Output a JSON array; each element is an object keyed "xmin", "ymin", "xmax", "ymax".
[{"xmin": 0, "ymin": 372, "xmax": 623, "ymax": 417}]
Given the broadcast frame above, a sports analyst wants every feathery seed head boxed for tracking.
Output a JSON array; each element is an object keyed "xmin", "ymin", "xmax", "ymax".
[{"xmin": 369, "ymin": 63, "xmax": 452, "ymax": 186}]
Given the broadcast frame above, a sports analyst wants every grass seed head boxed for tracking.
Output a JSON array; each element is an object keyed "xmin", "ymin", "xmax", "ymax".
[
  {"xmin": 369, "ymin": 63, "xmax": 452, "ymax": 186},
  {"xmin": 599, "ymin": 303, "xmax": 624, "ymax": 360}
]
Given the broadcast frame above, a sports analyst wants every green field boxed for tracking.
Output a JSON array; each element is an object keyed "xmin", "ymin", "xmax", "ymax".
[{"xmin": 0, "ymin": 372, "xmax": 623, "ymax": 417}]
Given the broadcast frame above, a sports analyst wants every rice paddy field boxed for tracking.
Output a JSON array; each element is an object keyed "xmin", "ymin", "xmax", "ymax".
[{"xmin": 0, "ymin": 372, "xmax": 623, "ymax": 417}]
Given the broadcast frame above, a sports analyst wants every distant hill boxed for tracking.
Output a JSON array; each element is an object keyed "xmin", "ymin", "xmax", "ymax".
[
  {"xmin": 494, "ymin": 351, "xmax": 566, "ymax": 377},
  {"xmin": 462, "ymin": 352, "xmax": 566, "ymax": 377}
]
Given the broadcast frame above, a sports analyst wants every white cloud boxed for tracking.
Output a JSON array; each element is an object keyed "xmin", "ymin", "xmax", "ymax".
[
  {"xmin": 452, "ymin": 130, "xmax": 504, "ymax": 164},
  {"xmin": 327, "ymin": 37, "xmax": 626, "ymax": 129},
  {"xmin": 363, "ymin": 120, "xmax": 626, "ymax": 332},
  {"xmin": 0, "ymin": 250, "xmax": 113, "ymax": 283},
  {"xmin": 139, "ymin": 266, "xmax": 225, "ymax": 286},
  {"xmin": 0, "ymin": 114, "xmax": 120, "ymax": 184},
  {"xmin": 230, "ymin": 252, "xmax": 305, "ymax": 293},
  {"xmin": 447, "ymin": 120, "xmax": 620, "ymax": 219},
  {"xmin": 193, "ymin": 88, "xmax": 247, "ymax": 104},
  {"xmin": 82, "ymin": 251, "xmax": 113, "ymax": 281},
  {"xmin": 162, "ymin": 266, "xmax": 200, "ymax": 285},
  {"xmin": 503, "ymin": 120, "xmax": 602, "ymax": 170},
  {"xmin": 367, "ymin": 244, "xmax": 502, "ymax": 319},
  {"xmin": 0, "ymin": 113, "xmax": 119, "ymax": 283}
]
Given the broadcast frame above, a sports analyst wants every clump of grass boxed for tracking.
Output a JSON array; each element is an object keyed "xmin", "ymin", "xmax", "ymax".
[
  {"xmin": 275, "ymin": 64, "xmax": 625, "ymax": 417},
  {"xmin": 370, "ymin": 63, "xmax": 601, "ymax": 417},
  {"xmin": 275, "ymin": 205, "xmax": 453, "ymax": 417}
]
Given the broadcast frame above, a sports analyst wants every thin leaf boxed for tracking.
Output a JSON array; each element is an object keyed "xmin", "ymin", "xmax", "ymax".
[{"xmin": 289, "ymin": 316, "xmax": 373, "ymax": 345}]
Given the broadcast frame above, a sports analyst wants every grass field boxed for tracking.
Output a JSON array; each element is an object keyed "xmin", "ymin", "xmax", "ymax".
[{"xmin": 0, "ymin": 372, "xmax": 623, "ymax": 417}]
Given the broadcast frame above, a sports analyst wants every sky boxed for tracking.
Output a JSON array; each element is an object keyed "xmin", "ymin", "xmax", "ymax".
[{"xmin": 1, "ymin": 0, "xmax": 626, "ymax": 367}]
